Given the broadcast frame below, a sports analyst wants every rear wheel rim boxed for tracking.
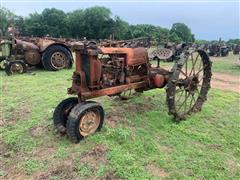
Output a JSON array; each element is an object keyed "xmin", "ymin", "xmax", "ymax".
[
  {"xmin": 79, "ymin": 110, "xmax": 100, "ymax": 136},
  {"xmin": 50, "ymin": 51, "xmax": 68, "ymax": 70},
  {"xmin": 168, "ymin": 50, "xmax": 212, "ymax": 120},
  {"xmin": 175, "ymin": 52, "xmax": 203, "ymax": 116}
]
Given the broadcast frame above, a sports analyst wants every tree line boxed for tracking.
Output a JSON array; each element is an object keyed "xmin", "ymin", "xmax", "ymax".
[{"xmin": 1, "ymin": 6, "xmax": 239, "ymax": 44}]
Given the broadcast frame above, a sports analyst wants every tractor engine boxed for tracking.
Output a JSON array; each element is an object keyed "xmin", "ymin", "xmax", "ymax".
[
  {"xmin": 100, "ymin": 54, "xmax": 125, "ymax": 87},
  {"xmin": 69, "ymin": 45, "xmax": 167, "ymax": 99},
  {"xmin": 99, "ymin": 48, "xmax": 149, "ymax": 88}
]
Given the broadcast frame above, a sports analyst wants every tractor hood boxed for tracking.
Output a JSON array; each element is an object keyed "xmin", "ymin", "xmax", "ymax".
[{"xmin": 15, "ymin": 39, "xmax": 39, "ymax": 51}]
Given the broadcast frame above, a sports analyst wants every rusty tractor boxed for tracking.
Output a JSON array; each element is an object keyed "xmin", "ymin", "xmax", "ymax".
[
  {"xmin": 233, "ymin": 44, "xmax": 240, "ymax": 55},
  {"xmin": 0, "ymin": 37, "xmax": 74, "ymax": 75},
  {"xmin": 99, "ymin": 37, "xmax": 151, "ymax": 48},
  {"xmin": 53, "ymin": 42, "xmax": 212, "ymax": 143},
  {"xmin": 208, "ymin": 43, "xmax": 229, "ymax": 57}
]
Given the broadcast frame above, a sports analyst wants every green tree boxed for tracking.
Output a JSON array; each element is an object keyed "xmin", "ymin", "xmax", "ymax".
[
  {"xmin": 0, "ymin": 7, "xmax": 16, "ymax": 36},
  {"xmin": 170, "ymin": 23, "xmax": 194, "ymax": 42},
  {"xmin": 1, "ymin": 6, "xmax": 200, "ymax": 44},
  {"xmin": 41, "ymin": 8, "xmax": 69, "ymax": 37},
  {"xmin": 67, "ymin": 9, "xmax": 84, "ymax": 38},
  {"xmin": 24, "ymin": 12, "xmax": 45, "ymax": 36},
  {"xmin": 81, "ymin": 6, "xmax": 114, "ymax": 39},
  {"xmin": 112, "ymin": 16, "xmax": 131, "ymax": 40},
  {"xmin": 13, "ymin": 16, "xmax": 25, "ymax": 36},
  {"xmin": 169, "ymin": 32, "xmax": 182, "ymax": 43},
  {"xmin": 130, "ymin": 24, "xmax": 155, "ymax": 38},
  {"xmin": 227, "ymin": 39, "xmax": 240, "ymax": 45},
  {"xmin": 155, "ymin": 27, "xmax": 169, "ymax": 43}
]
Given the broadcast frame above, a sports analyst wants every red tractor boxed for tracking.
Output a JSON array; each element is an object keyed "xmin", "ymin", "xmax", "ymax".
[{"xmin": 54, "ymin": 43, "xmax": 212, "ymax": 143}]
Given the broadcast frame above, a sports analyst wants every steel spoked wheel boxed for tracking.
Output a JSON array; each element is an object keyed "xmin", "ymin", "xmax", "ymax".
[
  {"xmin": 79, "ymin": 110, "xmax": 101, "ymax": 136},
  {"xmin": 166, "ymin": 50, "xmax": 212, "ymax": 120},
  {"xmin": 50, "ymin": 51, "xmax": 68, "ymax": 70},
  {"xmin": 67, "ymin": 101, "xmax": 104, "ymax": 143}
]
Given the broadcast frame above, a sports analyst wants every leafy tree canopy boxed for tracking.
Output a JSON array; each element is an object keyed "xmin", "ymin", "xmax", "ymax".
[{"xmin": 3, "ymin": 6, "xmax": 233, "ymax": 44}]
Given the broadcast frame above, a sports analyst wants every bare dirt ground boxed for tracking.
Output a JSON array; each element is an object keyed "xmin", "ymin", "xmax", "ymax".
[{"xmin": 211, "ymin": 72, "xmax": 239, "ymax": 93}]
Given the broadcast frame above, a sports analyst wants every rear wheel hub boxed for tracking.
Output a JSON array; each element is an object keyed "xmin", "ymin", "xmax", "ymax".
[
  {"xmin": 50, "ymin": 52, "xmax": 67, "ymax": 70},
  {"xmin": 10, "ymin": 63, "xmax": 24, "ymax": 74}
]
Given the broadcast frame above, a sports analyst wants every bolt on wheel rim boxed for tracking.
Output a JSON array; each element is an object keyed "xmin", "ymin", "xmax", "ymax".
[
  {"xmin": 10, "ymin": 63, "xmax": 24, "ymax": 74},
  {"xmin": 50, "ymin": 52, "xmax": 67, "ymax": 70},
  {"xmin": 79, "ymin": 110, "xmax": 100, "ymax": 136}
]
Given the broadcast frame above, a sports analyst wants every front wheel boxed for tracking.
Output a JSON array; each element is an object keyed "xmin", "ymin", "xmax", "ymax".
[
  {"xmin": 166, "ymin": 50, "xmax": 212, "ymax": 121},
  {"xmin": 53, "ymin": 97, "xmax": 79, "ymax": 133},
  {"xmin": 66, "ymin": 101, "xmax": 104, "ymax": 143},
  {"xmin": 5, "ymin": 60, "xmax": 27, "ymax": 75}
]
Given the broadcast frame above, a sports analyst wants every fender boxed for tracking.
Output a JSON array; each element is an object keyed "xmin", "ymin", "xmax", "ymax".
[{"xmin": 41, "ymin": 43, "xmax": 73, "ymax": 62}]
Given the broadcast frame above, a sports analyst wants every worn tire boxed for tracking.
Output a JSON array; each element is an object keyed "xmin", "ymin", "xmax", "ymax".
[
  {"xmin": 67, "ymin": 101, "xmax": 104, "ymax": 143},
  {"xmin": 42, "ymin": 45, "xmax": 73, "ymax": 71},
  {"xmin": 53, "ymin": 97, "xmax": 78, "ymax": 133},
  {"xmin": 5, "ymin": 60, "xmax": 27, "ymax": 75}
]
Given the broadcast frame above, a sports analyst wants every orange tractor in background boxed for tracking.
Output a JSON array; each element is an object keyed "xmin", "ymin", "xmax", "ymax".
[{"xmin": 53, "ymin": 42, "xmax": 212, "ymax": 143}]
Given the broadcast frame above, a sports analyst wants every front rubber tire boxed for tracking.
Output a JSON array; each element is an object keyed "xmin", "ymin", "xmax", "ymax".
[
  {"xmin": 53, "ymin": 97, "xmax": 78, "ymax": 133},
  {"xmin": 67, "ymin": 101, "xmax": 104, "ymax": 143},
  {"xmin": 5, "ymin": 60, "xmax": 27, "ymax": 75}
]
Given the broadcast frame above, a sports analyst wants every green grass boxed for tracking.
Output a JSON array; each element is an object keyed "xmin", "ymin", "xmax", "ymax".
[
  {"xmin": 0, "ymin": 61, "xmax": 240, "ymax": 179},
  {"xmin": 210, "ymin": 53, "xmax": 240, "ymax": 75},
  {"xmin": 19, "ymin": 159, "xmax": 45, "ymax": 175}
]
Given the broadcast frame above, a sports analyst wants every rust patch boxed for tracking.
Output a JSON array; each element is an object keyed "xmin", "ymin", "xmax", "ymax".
[{"xmin": 145, "ymin": 163, "xmax": 169, "ymax": 178}]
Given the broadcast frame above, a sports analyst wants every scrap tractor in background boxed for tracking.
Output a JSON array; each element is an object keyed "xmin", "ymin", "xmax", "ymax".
[
  {"xmin": 0, "ymin": 36, "xmax": 74, "ymax": 75},
  {"xmin": 53, "ymin": 42, "xmax": 212, "ymax": 143},
  {"xmin": 233, "ymin": 44, "xmax": 240, "ymax": 55},
  {"xmin": 149, "ymin": 43, "xmax": 189, "ymax": 62},
  {"xmin": 208, "ymin": 43, "xmax": 229, "ymax": 57}
]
